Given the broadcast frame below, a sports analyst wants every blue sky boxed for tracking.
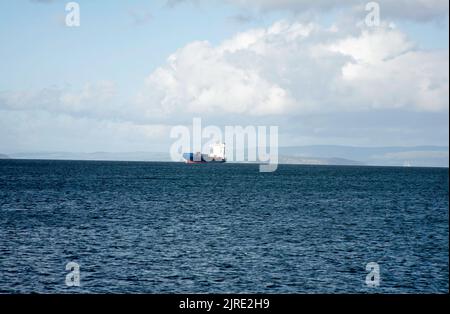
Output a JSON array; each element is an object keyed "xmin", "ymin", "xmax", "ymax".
[
  {"xmin": 0, "ymin": 0, "xmax": 449, "ymax": 156},
  {"xmin": 1, "ymin": 0, "xmax": 447, "ymax": 91},
  {"xmin": 0, "ymin": 0, "xmax": 282, "ymax": 91}
]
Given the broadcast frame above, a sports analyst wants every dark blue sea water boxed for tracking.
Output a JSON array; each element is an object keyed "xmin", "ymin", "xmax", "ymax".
[{"xmin": 0, "ymin": 160, "xmax": 448, "ymax": 293}]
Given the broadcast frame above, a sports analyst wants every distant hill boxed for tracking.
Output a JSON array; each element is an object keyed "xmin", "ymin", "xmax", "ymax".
[
  {"xmin": 278, "ymin": 155, "xmax": 363, "ymax": 166},
  {"xmin": 9, "ymin": 151, "xmax": 362, "ymax": 165},
  {"xmin": 0, "ymin": 153, "xmax": 11, "ymax": 159},
  {"xmin": 8, "ymin": 145, "xmax": 449, "ymax": 167},
  {"xmin": 279, "ymin": 145, "xmax": 449, "ymax": 168}
]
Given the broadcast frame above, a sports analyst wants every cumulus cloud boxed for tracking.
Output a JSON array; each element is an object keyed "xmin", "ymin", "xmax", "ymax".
[
  {"xmin": 0, "ymin": 80, "xmax": 172, "ymax": 153},
  {"xmin": 1, "ymin": 9, "xmax": 448, "ymax": 152},
  {"xmin": 0, "ymin": 81, "xmax": 119, "ymax": 118},
  {"xmin": 138, "ymin": 39, "xmax": 297, "ymax": 117},
  {"xmin": 2, "ymin": 19, "xmax": 448, "ymax": 121},
  {"xmin": 0, "ymin": 109, "xmax": 170, "ymax": 153},
  {"xmin": 169, "ymin": 0, "xmax": 449, "ymax": 23},
  {"xmin": 137, "ymin": 20, "xmax": 449, "ymax": 117},
  {"xmin": 237, "ymin": 0, "xmax": 450, "ymax": 22}
]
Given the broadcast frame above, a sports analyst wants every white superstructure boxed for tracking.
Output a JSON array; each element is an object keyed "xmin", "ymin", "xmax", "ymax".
[{"xmin": 209, "ymin": 143, "xmax": 226, "ymax": 161}]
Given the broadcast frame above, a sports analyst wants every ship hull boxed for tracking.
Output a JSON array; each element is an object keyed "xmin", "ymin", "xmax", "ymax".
[{"xmin": 183, "ymin": 153, "xmax": 226, "ymax": 163}]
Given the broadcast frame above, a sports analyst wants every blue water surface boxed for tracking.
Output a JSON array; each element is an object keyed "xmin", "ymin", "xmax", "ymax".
[{"xmin": 0, "ymin": 160, "xmax": 448, "ymax": 293}]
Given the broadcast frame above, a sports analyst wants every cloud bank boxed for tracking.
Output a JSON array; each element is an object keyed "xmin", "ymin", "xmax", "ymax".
[
  {"xmin": 169, "ymin": 0, "xmax": 450, "ymax": 22},
  {"xmin": 1, "ymin": 1, "xmax": 449, "ymax": 153},
  {"xmin": 137, "ymin": 21, "xmax": 448, "ymax": 118}
]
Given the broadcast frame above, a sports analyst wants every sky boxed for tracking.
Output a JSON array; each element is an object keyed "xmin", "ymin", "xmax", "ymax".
[{"xmin": 0, "ymin": 0, "xmax": 449, "ymax": 154}]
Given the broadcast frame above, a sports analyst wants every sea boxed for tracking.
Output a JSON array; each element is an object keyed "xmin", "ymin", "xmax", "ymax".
[{"xmin": 0, "ymin": 160, "xmax": 448, "ymax": 293}]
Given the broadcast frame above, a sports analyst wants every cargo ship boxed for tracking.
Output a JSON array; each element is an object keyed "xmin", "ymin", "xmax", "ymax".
[{"xmin": 183, "ymin": 143, "xmax": 226, "ymax": 163}]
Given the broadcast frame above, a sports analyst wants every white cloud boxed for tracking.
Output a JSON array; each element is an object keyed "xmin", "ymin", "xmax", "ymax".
[
  {"xmin": 60, "ymin": 81, "xmax": 117, "ymax": 112},
  {"xmin": 0, "ymin": 109, "xmax": 170, "ymax": 153},
  {"xmin": 329, "ymin": 27, "xmax": 414, "ymax": 63},
  {"xmin": 138, "ymin": 38, "xmax": 297, "ymax": 116},
  {"xmin": 2, "ymin": 20, "xmax": 448, "ymax": 120},
  {"xmin": 337, "ymin": 49, "xmax": 449, "ymax": 111},
  {"xmin": 0, "ymin": 81, "xmax": 171, "ymax": 153},
  {"xmin": 0, "ymin": 81, "xmax": 118, "ymax": 116},
  {"xmin": 168, "ymin": 0, "xmax": 449, "ymax": 22},
  {"xmin": 1, "ymin": 13, "xmax": 448, "ymax": 153},
  {"xmin": 226, "ymin": 0, "xmax": 449, "ymax": 22},
  {"xmin": 137, "ymin": 20, "xmax": 448, "ymax": 117}
]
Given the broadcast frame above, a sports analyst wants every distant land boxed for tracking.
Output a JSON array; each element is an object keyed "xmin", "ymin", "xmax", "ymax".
[
  {"xmin": 5, "ymin": 145, "xmax": 449, "ymax": 167},
  {"xmin": 279, "ymin": 145, "xmax": 449, "ymax": 168},
  {"xmin": 0, "ymin": 153, "xmax": 10, "ymax": 159},
  {"xmin": 278, "ymin": 155, "xmax": 364, "ymax": 166}
]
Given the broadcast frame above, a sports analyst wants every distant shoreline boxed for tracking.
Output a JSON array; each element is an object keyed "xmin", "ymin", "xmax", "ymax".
[
  {"xmin": 2, "ymin": 145, "xmax": 448, "ymax": 168},
  {"xmin": 1, "ymin": 158, "xmax": 448, "ymax": 169}
]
